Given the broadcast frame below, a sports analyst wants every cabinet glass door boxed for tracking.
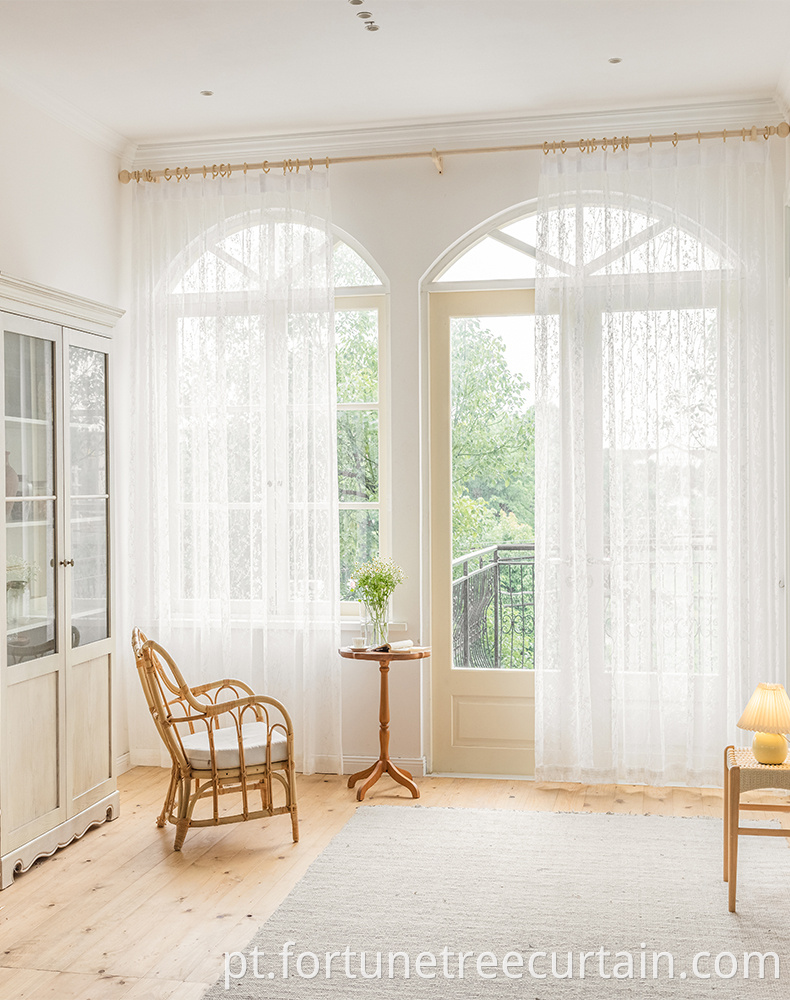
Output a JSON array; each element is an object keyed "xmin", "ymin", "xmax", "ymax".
[
  {"xmin": 4, "ymin": 332, "xmax": 57, "ymax": 663},
  {"xmin": 68, "ymin": 344, "xmax": 109, "ymax": 647}
]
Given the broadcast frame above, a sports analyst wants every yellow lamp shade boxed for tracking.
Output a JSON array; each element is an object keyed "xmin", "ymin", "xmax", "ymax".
[{"xmin": 737, "ymin": 683, "xmax": 790, "ymax": 734}]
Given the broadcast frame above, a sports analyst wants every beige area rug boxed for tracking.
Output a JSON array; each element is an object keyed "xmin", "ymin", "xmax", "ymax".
[{"xmin": 203, "ymin": 806, "xmax": 790, "ymax": 998}]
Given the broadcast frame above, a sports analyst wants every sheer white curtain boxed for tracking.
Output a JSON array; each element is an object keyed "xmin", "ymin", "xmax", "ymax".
[
  {"xmin": 129, "ymin": 170, "xmax": 341, "ymax": 774},
  {"xmin": 535, "ymin": 141, "xmax": 784, "ymax": 785}
]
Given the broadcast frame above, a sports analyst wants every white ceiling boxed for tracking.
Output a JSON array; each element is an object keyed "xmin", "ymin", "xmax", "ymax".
[{"xmin": 1, "ymin": 0, "xmax": 789, "ymax": 148}]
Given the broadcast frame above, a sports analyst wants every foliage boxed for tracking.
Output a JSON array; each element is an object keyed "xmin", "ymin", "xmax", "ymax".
[
  {"xmin": 348, "ymin": 556, "xmax": 405, "ymax": 615},
  {"xmin": 336, "ymin": 309, "xmax": 380, "ymax": 597},
  {"xmin": 451, "ymin": 318, "xmax": 535, "ymax": 558}
]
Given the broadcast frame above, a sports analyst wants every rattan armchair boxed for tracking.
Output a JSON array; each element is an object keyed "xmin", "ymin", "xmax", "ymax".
[{"xmin": 131, "ymin": 627, "xmax": 299, "ymax": 851}]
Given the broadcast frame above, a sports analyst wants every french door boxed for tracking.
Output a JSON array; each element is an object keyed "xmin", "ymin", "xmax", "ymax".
[{"xmin": 430, "ymin": 289, "xmax": 536, "ymax": 774}]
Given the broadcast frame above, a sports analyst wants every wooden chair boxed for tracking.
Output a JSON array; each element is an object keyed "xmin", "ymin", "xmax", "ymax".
[{"xmin": 131, "ymin": 627, "xmax": 299, "ymax": 850}]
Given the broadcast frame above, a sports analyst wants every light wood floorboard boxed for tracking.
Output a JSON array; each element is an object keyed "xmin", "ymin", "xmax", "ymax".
[{"xmin": 1, "ymin": 766, "xmax": 786, "ymax": 998}]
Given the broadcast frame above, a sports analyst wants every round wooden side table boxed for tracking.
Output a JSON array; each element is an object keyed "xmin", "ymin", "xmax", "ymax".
[{"xmin": 339, "ymin": 646, "xmax": 431, "ymax": 801}]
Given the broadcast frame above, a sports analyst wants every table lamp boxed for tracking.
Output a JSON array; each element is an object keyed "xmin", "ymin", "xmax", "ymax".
[{"xmin": 737, "ymin": 682, "xmax": 790, "ymax": 764}]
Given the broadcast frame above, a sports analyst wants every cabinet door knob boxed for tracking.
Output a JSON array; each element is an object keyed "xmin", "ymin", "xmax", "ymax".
[{"xmin": 59, "ymin": 558, "xmax": 75, "ymax": 567}]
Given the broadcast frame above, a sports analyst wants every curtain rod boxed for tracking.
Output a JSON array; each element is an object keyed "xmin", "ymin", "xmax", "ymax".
[{"xmin": 119, "ymin": 121, "xmax": 790, "ymax": 183}]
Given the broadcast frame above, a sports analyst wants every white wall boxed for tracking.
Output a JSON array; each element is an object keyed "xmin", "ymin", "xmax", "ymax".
[{"xmin": 0, "ymin": 85, "xmax": 123, "ymax": 304}]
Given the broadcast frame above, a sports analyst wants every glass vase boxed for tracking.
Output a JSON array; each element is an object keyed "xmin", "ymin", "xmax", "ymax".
[{"xmin": 362, "ymin": 601, "xmax": 389, "ymax": 647}]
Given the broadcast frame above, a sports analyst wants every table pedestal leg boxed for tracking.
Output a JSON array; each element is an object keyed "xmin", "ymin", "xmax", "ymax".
[{"xmin": 346, "ymin": 660, "xmax": 420, "ymax": 801}]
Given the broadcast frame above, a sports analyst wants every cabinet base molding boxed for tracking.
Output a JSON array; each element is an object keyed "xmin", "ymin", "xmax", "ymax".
[{"xmin": 1, "ymin": 791, "xmax": 120, "ymax": 889}]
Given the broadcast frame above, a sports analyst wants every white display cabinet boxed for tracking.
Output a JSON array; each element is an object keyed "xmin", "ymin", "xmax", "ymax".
[{"xmin": 0, "ymin": 276, "xmax": 122, "ymax": 888}]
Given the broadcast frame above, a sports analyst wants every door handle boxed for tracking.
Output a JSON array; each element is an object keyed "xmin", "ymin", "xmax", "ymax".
[{"xmin": 59, "ymin": 558, "xmax": 75, "ymax": 567}]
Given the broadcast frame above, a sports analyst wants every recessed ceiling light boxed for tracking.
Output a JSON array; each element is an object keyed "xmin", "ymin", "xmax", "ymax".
[
  {"xmin": 200, "ymin": 90, "xmax": 214, "ymax": 96},
  {"xmin": 365, "ymin": 22, "xmax": 379, "ymax": 31},
  {"xmin": 357, "ymin": 10, "xmax": 372, "ymax": 17},
  {"xmin": 348, "ymin": 0, "xmax": 363, "ymax": 4},
  {"xmin": 608, "ymin": 57, "xmax": 622, "ymax": 64}
]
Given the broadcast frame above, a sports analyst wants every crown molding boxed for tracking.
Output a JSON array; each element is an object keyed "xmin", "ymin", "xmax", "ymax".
[
  {"xmin": 0, "ymin": 66, "xmax": 129, "ymax": 158},
  {"xmin": 0, "ymin": 273, "xmax": 124, "ymax": 335},
  {"xmin": 130, "ymin": 98, "xmax": 785, "ymax": 170}
]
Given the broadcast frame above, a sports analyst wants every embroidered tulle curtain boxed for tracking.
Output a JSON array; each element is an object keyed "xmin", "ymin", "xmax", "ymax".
[
  {"xmin": 128, "ymin": 171, "xmax": 341, "ymax": 774},
  {"xmin": 535, "ymin": 141, "xmax": 784, "ymax": 785}
]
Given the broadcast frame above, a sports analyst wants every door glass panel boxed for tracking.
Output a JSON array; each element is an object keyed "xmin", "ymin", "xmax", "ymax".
[
  {"xmin": 69, "ymin": 346, "xmax": 109, "ymax": 646},
  {"xmin": 451, "ymin": 315, "xmax": 535, "ymax": 669},
  {"xmin": 5, "ymin": 332, "xmax": 57, "ymax": 663}
]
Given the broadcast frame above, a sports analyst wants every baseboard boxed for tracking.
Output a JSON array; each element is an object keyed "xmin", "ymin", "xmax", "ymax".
[
  {"xmin": 115, "ymin": 751, "xmax": 131, "ymax": 774},
  {"xmin": 129, "ymin": 749, "xmax": 167, "ymax": 768},
  {"xmin": 124, "ymin": 749, "xmax": 427, "ymax": 777},
  {"xmin": 342, "ymin": 755, "xmax": 427, "ymax": 777}
]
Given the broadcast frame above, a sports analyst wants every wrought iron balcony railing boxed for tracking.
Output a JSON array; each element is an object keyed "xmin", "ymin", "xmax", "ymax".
[{"xmin": 452, "ymin": 543, "xmax": 535, "ymax": 670}]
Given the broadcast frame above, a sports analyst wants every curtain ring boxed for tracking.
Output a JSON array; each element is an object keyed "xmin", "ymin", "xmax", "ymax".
[
  {"xmin": 309, "ymin": 158, "xmax": 314, "ymax": 170},
  {"xmin": 184, "ymin": 166, "xmax": 190, "ymax": 178},
  {"xmin": 672, "ymin": 133, "xmax": 679, "ymax": 147},
  {"xmin": 262, "ymin": 161, "xmax": 270, "ymax": 173},
  {"xmin": 648, "ymin": 135, "xmax": 653, "ymax": 147},
  {"xmin": 243, "ymin": 162, "xmax": 248, "ymax": 174},
  {"xmin": 163, "ymin": 168, "xmax": 172, "ymax": 181},
  {"xmin": 723, "ymin": 129, "xmax": 727, "ymax": 143},
  {"xmin": 543, "ymin": 142, "xmax": 549, "ymax": 155},
  {"xmin": 560, "ymin": 140, "xmax": 567, "ymax": 154},
  {"xmin": 325, "ymin": 156, "xmax": 330, "ymax": 170},
  {"xmin": 697, "ymin": 132, "xmax": 701, "ymax": 144}
]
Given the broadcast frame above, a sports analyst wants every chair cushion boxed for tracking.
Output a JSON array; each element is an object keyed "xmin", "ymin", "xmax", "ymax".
[{"xmin": 180, "ymin": 721, "xmax": 288, "ymax": 770}]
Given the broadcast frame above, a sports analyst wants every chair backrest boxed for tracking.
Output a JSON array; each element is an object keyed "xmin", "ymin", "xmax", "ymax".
[{"xmin": 131, "ymin": 627, "xmax": 201, "ymax": 772}]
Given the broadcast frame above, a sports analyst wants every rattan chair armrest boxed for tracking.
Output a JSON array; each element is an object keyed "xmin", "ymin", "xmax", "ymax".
[{"xmin": 190, "ymin": 678, "xmax": 257, "ymax": 698}]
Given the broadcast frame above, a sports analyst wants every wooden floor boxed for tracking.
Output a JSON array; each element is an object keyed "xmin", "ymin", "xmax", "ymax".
[{"xmin": 1, "ymin": 767, "xmax": 787, "ymax": 999}]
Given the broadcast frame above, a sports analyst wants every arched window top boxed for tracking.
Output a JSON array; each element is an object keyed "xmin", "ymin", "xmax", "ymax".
[
  {"xmin": 433, "ymin": 203, "xmax": 731, "ymax": 287},
  {"xmin": 333, "ymin": 240, "xmax": 383, "ymax": 288},
  {"xmin": 171, "ymin": 221, "xmax": 384, "ymax": 295}
]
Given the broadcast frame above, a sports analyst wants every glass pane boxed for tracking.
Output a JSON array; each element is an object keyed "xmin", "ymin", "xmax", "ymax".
[
  {"xmin": 501, "ymin": 216, "xmax": 537, "ymax": 247},
  {"xmin": 70, "ymin": 347, "xmax": 107, "ymax": 496},
  {"xmin": 69, "ymin": 345, "xmax": 109, "ymax": 646},
  {"xmin": 4, "ymin": 332, "xmax": 55, "ymax": 497},
  {"xmin": 70, "ymin": 498, "xmax": 108, "ymax": 646},
  {"xmin": 6, "ymin": 499, "xmax": 56, "ymax": 663},
  {"xmin": 333, "ymin": 242, "xmax": 381, "ymax": 287},
  {"xmin": 451, "ymin": 316, "xmax": 535, "ymax": 669},
  {"xmin": 438, "ymin": 237, "xmax": 534, "ymax": 283},
  {"xmin": 339, "ymin": 509, "xmax": 379, "ymax": 600},
  {"xmin": 338, "ymin": 411, "xmax": 379, "ymax": 503},
  {"xmin": 336, "ymin": 309, "xmax": 378, "ymax": 403}
]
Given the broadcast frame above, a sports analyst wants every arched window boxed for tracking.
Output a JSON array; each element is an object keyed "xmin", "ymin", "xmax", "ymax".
[{"xmin": 168, "ymin": 220, "xmax": 387, "ymax": 608}]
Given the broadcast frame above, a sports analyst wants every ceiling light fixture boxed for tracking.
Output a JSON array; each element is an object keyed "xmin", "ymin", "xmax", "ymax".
[
  {"xmin": 608, "ymin": 57, "xmax": 622, "ymax": 64},
  {"xmin": 200, "ymin": 90, "xmax": 214, "ymax": 96},
  {"xmin": 348, "ymin": 0, "xmax": 363, "ymax": 4},
  {"xmin": 365, "ymin": 22, "xmax": 379, "ymax": 31},
  {"xmin": 357, "ymin": 11, "xmax": 372, "ymax": 17}
]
